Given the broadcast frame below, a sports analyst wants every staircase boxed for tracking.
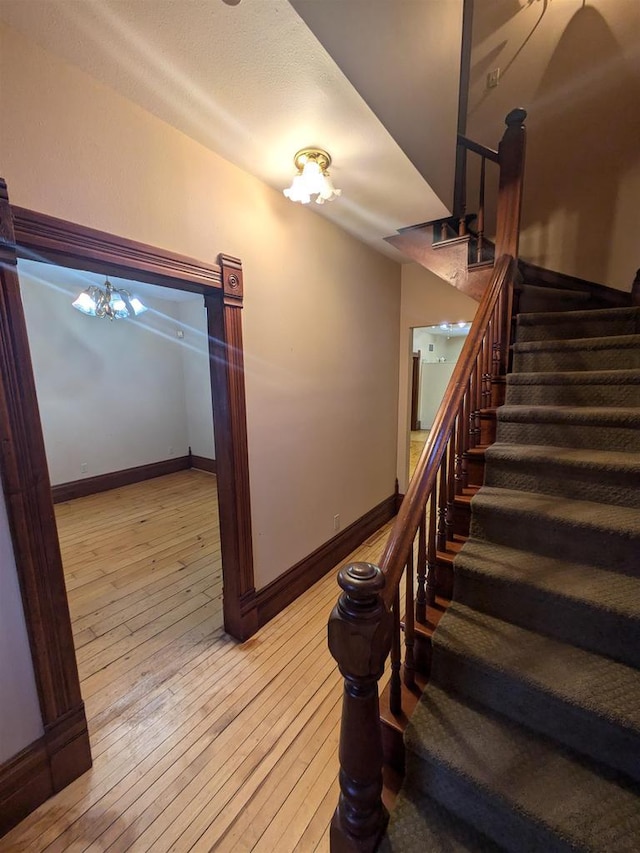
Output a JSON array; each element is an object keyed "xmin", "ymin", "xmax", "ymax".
[{"xmin": 381, "ymin": 298, "xmax": 640, "ymax": 850}]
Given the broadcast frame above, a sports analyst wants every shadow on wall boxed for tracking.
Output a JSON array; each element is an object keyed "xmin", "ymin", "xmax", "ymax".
[
  {"xmin": 524, "ymin": 5, "xmax": 640, "ymax": 283},
  {"xmin": 472, "ymin": 0, "xmax": 525, "ymax": 48}
]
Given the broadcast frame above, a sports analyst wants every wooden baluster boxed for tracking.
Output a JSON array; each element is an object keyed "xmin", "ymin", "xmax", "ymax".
[
  {"xmin": 483, "ymin": 326, "xmax": 493, "ymax": 410},
  {"xmin": 468, "ymin": 371, "xmax": 476, "ymax": 449},
  {"xmin": 390, "ymin": 587, "xmax": 402, "ymax": 715},
  {"xmin": 455, "ymin": 411, "xmax": 464, "ymax": 495},
  {"xmin": 494, "ymin": 289, "xmax": 504, "ymax": 379},
  {"xmin": 455, "ymin": 143, "xmax": 468, "ymax": 237},
  {"xmin": 446, "ymin": 430, "xmax": 456, "ymax": 542},
  {"xmin": 437, "ymin": 451, "xmax": 448, "ymax": 551},
  {"xmin": 461, "ymin": 382, "xmax": 470, "ymax": 488},
  {"xmin": 476, "ymin": 156, "xmax": 486, "ymax": 263},
  {"xmin": 416, "ymin": 511, "xmax": 427, "ymax": 623},
  {"xmin": 328, "ymin": 563, "xmax": 392, "ymax": 852},
  {"xmin": 474, "ymin": 351, "xmax": 483, "ymax": 446},
  {"xmin": 426, "ymin": 490, "xmax": 438, "ymax": 606},
  {"xmin": 404, "ymin": 548, "xmax": 415, "ymax": 689}
]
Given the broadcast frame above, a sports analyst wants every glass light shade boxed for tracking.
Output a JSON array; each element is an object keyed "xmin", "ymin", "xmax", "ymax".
[
  {"xmin": 72, "ymin": 291, "xmax": 98, "ymax": 315},
  {"xmin": 283, "ymin": 150, "xmax": 341, "ymax": 206},
  {"xmin": 283, "ymin": 174, "xmax": 311, "ymax": 204},
  {"xmin": 72, "ymin": 280, "xmax": 147, "ymax": 320}
]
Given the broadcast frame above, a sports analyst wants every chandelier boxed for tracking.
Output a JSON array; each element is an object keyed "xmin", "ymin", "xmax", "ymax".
[{"xmin": 72, "ymin": 278, "xmax": 148, "ymax": 320}]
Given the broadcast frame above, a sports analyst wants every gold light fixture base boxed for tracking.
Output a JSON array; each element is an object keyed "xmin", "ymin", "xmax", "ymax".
[{"xmin": 293, "ymin": 148, "xmax": 332, "ymax": 173}]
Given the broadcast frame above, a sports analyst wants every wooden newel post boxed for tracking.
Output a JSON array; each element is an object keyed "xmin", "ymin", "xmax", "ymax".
[
  {"xmin": 328, "ymin": 562, "xmax": 393, "ymax": 852},
  {"xmin": 495, "ymin": 107, "xmax": 527, "ymax": 260}
]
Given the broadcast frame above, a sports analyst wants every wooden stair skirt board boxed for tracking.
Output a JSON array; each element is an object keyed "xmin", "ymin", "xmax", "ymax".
[
  {"xmin": 0, "ymin": 704, "xmax": 91, "ymax": 838},
  {"xmin": 255, "ymin": 492, "xmax": 398, "ymax": 628},
  {"xmin": 51, "ymin": 453, "xmax": 217, "ymax": 503}
]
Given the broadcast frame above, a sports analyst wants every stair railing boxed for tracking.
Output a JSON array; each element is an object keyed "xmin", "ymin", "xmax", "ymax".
[
  {"xmin": 328, "ymin": 109, "xmax": 526, "ymax": 853},
  {"xmin": 328, "ymin": 254, "xmax": 516, "ymax": 852},
  {"xmin": 454, "ymin": 108, "xmax": 527, "ymax": 261}
]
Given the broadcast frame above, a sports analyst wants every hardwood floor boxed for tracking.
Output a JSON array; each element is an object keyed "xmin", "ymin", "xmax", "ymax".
[
  {"xmin": 1, "ymin": 471, "xmax": 392, "ymax": 852},
  {"xmin": 410, "ymin": 429, "xmax": 429, "ymax": 477}
]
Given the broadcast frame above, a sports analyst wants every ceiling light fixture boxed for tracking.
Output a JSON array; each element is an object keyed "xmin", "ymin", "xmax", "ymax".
[
  {"xmin": 283, "ymin": 148, "xmax": 341, "ymax": 205},
  {"xmin": 72, "ymin": 278, "xmax": 148, "ymax": 320}
]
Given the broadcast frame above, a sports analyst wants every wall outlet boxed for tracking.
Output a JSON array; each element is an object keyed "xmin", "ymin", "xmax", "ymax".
[
  {"xmin": 487, "ymin": 68, "xmax": 500, "ymax": 88},
  {"xmin": 80, "ymin": 462, "xmax": 88, "ymax": 474},
  {"xmin": 333, "ymin": 514, "xmax": 340, "ymax": 532}
]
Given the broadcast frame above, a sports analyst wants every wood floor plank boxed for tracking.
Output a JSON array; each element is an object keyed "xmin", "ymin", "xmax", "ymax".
[{"xmin": 0, "ymin": 471, "xmax": 392, "ymax": 853}]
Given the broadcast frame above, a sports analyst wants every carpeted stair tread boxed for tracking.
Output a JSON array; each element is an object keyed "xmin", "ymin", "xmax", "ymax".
[
  {"xmin": 508, "ymin": 368, "xmax": 640, "ymax": 386},
  {"xmin": 431, "ymin": 602, "xmax": 640, "ymax": 779},
  {"xmin": 453, "ymin": 538, "xmax": 640, "ymax": 667},
  {"xmin": 505, "ymin": 369, "xmax": 640, "ymax": 407},
  {"xmin": 381, "ymin": 786, "xmax": 503, "ymax": 852},
  {"xmin": 512, "ymin": 334, "xmax": 640, "ymax": 372},
  {"xmin": 516, "ymin": 306, "xmax": 640, "ymax": 342},
  {"xmin": 496, "ymin": 406, "xmax": 640, "ymax": 451},
  {"xmin": 405, "ymin": 684, "xmax": 640, "ymax": 852},
  {"xmin": 498, "ymin": 405, "xmax": 640, "ymax": 425},
  {"xmin": 514, "ymin": 333, "xmax": 640, "ymax": 353},
  {"xmin": 469, "ymin": 487, "xmax": 640, "ymax": 574},
  {"xmin": 483, "ymin": 442, "xmax": 640, "ymax": 506},
  {"xmin": 518, "ymin": 306, "xmax": 640, "ymax": 326}
]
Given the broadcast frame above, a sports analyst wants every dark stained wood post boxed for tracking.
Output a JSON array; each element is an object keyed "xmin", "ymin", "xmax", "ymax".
[
  {"xmin": 0, "ymin": 180, "xmax": 92, "ymax": 823},
  {"xmin": 495, "ymin": 108, "xmax": 527, "ymax": 259},
  {"xmin": 328, "ymin": 562, "xmax": 392, "ymax": 852},
  {"xmin": 205, "ymin": 255, "xmax": 257, "ymax": 640}
]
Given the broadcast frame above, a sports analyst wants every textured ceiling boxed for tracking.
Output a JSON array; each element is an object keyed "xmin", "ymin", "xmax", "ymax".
[{"xmin": 0, "ymin": 0, "xmax": 461, "ymax": 261}]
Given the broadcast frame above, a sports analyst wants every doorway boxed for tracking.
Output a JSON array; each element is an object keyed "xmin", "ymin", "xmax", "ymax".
[
  {"xmin": 409, "ymin": 322, "xmax": 471, "ymax": 478},
  {"xmin": 18, "ymin": 260, "xmax": 224, "ymax": 734},
  {"xmin": 0, "ymin": 192, "xmax": 256, "ymax": 803}
]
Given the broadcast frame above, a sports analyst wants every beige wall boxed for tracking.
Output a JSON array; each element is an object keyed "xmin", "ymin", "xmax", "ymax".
[
  {"xmin": 397, "ymin": 265, "xmax": 477, "ymax": 492},
  {"xmin": 0, "ymin": 24, "xmax": 400, "ymax": 591},
  {"xmin": 467, "ymin": 0, "xmax": 640, "ymax": 292}
]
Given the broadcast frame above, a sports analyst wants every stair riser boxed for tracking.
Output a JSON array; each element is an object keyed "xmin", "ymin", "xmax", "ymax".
[
  {"xmin": 464, "ymin": 453, "xmax": 486, "ymax": 488},
  {"xmin": 404, "ymin": 757, "xmax": 572, "ymax": 853},
  {"xmin": 469, "ymin": 507, "xmax": 639, "ymax": 575},
  {"xmin": 496, "ymin": 419, "xmax": 640, "ymax": 451},
  {"xmin": 517, "ymin": 318, "xmax": 639, "ymax": 343},
  {"xmin": 517, "ymin": 293, "xmax": 592, "ymax": 315},
  {"xmin": 431, "ymin": 646, "xmax": 640, "ymax": 783},
  {"xmin": 505, "ymin": 383, "xmax": 640, "ymax": 408},
  {"xmin": 452, "ymin": 565, "xmax": 640, "ymax": 670},
  {"xmin": 513, "ymin": 347, "xmax": 640, "ymax": 373},
  {"xmin": 483, "ymin": 460, "xmax": 640, "ymax": 508},
  {"xmin": 435, "ymin": 559, "xmax": 454, "ymax": 600}
]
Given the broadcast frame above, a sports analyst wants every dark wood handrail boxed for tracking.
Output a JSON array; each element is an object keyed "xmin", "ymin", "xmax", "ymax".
[
  {"xmin": 457, "ymin": 134, "xmax": 499, "ymax": 163},
  {"xmin": 379, "ymin": 254, "xmax": 514, "ymax": 609}
]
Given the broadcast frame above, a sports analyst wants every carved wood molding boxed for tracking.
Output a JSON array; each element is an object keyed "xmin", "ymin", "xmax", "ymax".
[
  {"xmin": 205, "ymin": 254, "xmax": 257, "ymax": 640},
  {"xmin": 12, "ymin": 206, "xmax": 222, "ymax": 291}
]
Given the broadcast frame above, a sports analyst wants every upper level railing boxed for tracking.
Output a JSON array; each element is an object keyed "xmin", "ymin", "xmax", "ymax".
[{"xmin": 327, "ymin": 110, "xmax": 527, "ymax": 852}]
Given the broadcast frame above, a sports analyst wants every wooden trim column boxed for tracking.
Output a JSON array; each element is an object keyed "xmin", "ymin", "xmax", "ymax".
[
  {"xmin": 0, "ymin": 180, "xmax": 91, "ymax": 830},
  {"xmin": 206, "ymin": 255, "xmax": 257, "ymax": 640}
]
